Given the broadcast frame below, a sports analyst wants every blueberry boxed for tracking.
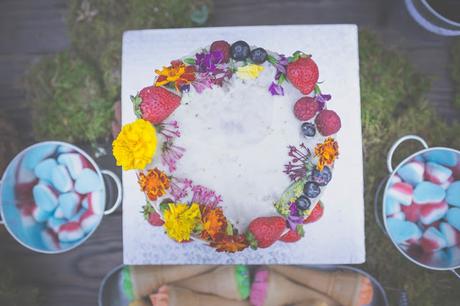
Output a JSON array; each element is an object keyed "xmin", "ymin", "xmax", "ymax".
[
  {"xmin": 304, "ymin": 181, "xmax": 321, "ymax": 198},
  {"xmin": 250, "ymin": 48, "xmax": 268, "ymax": 64},
  {"xmin": 296, "ymin": 195, "xmax": 311, "ymax": 211},
  {"xmin": 311, "ymin": 166, "xmax": 332, "ymax": 186},
  {"xmin": 230, "ymin": 40, "xmax": 250, "ymax": 61},
  {"xmin": 301, "ymin": 122, "xmax": 316, "ymax": 137}
]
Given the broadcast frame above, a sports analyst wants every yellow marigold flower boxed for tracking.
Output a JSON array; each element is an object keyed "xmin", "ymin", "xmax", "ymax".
[
  {"xmin": 314, "ymin": 137, "xmax": 339, "ymax": 171},
  {"xmin": 138, "ymin": 168, "xmax": 170, "ymax": 201},
  {"xmin": 201, "ymin": 207, "xmax": 227, "ymax": 241},
  {"xmin": 163, "ymin": 203, "xmax": 201, "ymax": 242},
  {"xmin": 112, "ymin": 119, "xmax": 157, "ymax": 171},
  {"xmin": 155, "ymin": 60, "xmax": 196, "ymax": 91},
  {"xmin": 235, "ymin": 64, "xmax": 264, "ymax": 80}
]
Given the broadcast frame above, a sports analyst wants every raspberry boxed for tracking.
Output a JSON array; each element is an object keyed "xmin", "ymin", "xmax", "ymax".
[
  {"xmin": 315, "ymin": 109, "xmax": 341, "ymax": 136},
  {"xmin": 210, "ymin": 40, "xmax": 230, "ymax": 63},
  {"xmin": 293, "ymin": 97, "xmax": 319, "ymax": 121}
]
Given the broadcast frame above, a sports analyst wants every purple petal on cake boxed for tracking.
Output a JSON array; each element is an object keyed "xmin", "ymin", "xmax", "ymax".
[
  {"xmin": 170, "ymin": 177, "xmax": 193, "ymax": 201},
  {"xmin": 158, "ymin": 120, "xmax": 181, "ymax": 141},
  {"xmin": 287, "ymin": 202, "xmax": 304, "ymax": 230},
  {"xmin": 315, "ymin": 93, "xmax": 332, "ymax": 111},
  {"xmin": 269, "ymin": 82, "xmax": 284, "ymax": 96},
  {"xmin": 191, "ymin": 185, "xmax": 223, "ymax": 208},
  {"xmin": 161, "ymin": 142, "xmax": 185, "ymax": 173},
  {"xmin": 195, "ymin": 50, "xmax": 224, "ymax": 73}
]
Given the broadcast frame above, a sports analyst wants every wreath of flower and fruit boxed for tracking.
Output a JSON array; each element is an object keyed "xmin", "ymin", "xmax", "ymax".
[{"xmin": 113, "ymin": 40, "xmax": 342, "ymax": 252}]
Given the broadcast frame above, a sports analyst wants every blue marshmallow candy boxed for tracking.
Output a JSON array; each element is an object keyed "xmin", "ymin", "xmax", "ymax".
[
  {"xmin": 51, "ymin": 165, "xmax": 73, "ymax": 193},
  {"xmin": 397, "ymin": 161, "xmax": 425, "ymax": 186},
  {"xmin": 413, "ymin": 182, "xmax": 446, "ymax": 205},
  {"xmin": 423, "ymin": 150, "xmax": 458, "ymax": 167},
  {"xmin": 74, "ymin": 169, "xmax": 101, "ymax": 194},
  {"xmin": 34, "ymin": 158, "xmax": 58, "ymax": 182},
  {"xmin": 47, "ymin": 217, "xmax": 67, "ymax": 233},
  {"xmin": 58, "ymin": 192, "xmax": 81, "ymax": 219},
  {"xmin": 33, "ymin": 182, "xmax": 58, "ymax": 212},
  {"xmin": 446, "ymin": 207, "xmax": 460, "ymax": 231},
  {"xmin": 446, "ymin": 181, "xmax": 460, "ymax": 207},
  {"xmin": 32, "ymin": 206, "xmax": 53, "ymax": 223},
  {"xmin": 385, "ymin": 197, "xmax": 401, "ymax": 216},
  {"xmin": 386, "ymin": 218, "xmax": 422, "ymax": 244},
  {"xmin": 23, "ymin": 144, "xmax": 56, "ymax": 170},
  {"xmin": 57, "ymin": 145, "xmax": 75, "ymax": 154},
  {"xmin": 57, "ymin": 153, "xmax": 85, "ymax": 180}
]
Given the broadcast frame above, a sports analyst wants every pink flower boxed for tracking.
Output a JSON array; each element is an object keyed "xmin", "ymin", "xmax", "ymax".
[
  {"xmin": 283, "ymin": 143, "xmax": 312, "ymax": 181},
  {"xmin": 161, "ymin": 142, "xmax": 185, "ymax": 172},
  {"xmin": 169, "ymin": 176, "xmax": 193, "ymax": 201},
  {"xmin": 158, "ymin": 120, "xmax": 181, "ymax": 141},
  {"xmin": 191, "ymin": 185, "xmax": 223, "ymax": 208}
]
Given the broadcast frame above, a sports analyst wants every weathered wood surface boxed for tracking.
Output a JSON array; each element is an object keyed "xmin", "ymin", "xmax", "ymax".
[{"xmin": 0, "ymin": 0, "xmax": 459, "ymax": 305}]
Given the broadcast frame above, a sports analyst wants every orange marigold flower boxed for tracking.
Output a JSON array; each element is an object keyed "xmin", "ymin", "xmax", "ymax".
[
  {"xmin": 155, "ymin": 60, "xmax": 196, "ymax": 91},
  {"xmin": 138, "ymin": 168, "xmax": 170, "ymax": 201},
  {"xmin": 210, "ymin": 234, "xmax": 249, "ymax": 253},
  {"xmin": 314, "ymin": 137, "xmax": 339, "ymax": 171},
  {"xmin": 201, "ymin": 207, "xmax": 227, "ymax": 241}
]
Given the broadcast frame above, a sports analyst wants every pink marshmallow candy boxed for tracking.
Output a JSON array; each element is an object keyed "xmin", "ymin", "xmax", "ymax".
[
  {"xmin": 79, "ymin": 210, "xmax": 101, "ymax": 234},
  {"xmin": 421, "ymin": 227, "xmax": 447, "ymax": 253},
  {"xmin": 439, "ymin": 222, "xmax": 460, "ymax": 247},
  {"xmin": 58, "ymin": 222, "xmax": 84, "ymax": 243},
  {"xmin": 401, "ymin": 203, "xmax": 421, "ymax": 222},
  {"xmin": 387, "ymin": 182, "xmax": 413, "ymax": 206},
  {"xmin": 419, "ymin": 201, "xmax": 448, "ymax": 225},
  {"xmin": 425, "ymin": 162, "xmax": 453, "ymax": 184}
]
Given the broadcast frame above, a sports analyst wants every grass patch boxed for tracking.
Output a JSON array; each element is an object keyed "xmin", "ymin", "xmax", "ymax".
[{"xmin": 359, "ymin": 31, "xmax": 460, "ymax": 306}]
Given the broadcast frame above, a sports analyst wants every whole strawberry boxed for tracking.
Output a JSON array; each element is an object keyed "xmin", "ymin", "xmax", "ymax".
[
  {"xmin": 210, "ymin": 40, "xmax": 231, "ymax": 63},
  {"xmin": 246, "ymin": 216, "xmax": 286, "ymax": 249},
  {"xmin": 287, "ymin": 54, "xmax": 319, "ymax": 95},
  {"xmin": 131, "ymin": 86, "xmax": 181, "ymax": 124},
  {"xmin": 293, "ymin": 97, "xmax": 319, "ymax": 121},
  {"xmin": 304, "ymin": 201, "xmax": 324, "ymax": 224},
  {"xmin": 315, "ymin": 109, "xmax": 341, "ymax": 136}
]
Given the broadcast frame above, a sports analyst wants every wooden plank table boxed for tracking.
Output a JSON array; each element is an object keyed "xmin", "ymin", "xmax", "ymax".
[{"xmin": 0, "ymin": 0, "xmax": 458, "ymax": 305}]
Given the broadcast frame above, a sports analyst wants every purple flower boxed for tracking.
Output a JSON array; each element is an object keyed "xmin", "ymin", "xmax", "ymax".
[
  {"xmin": 268, "ymin": 81, "xmax": 284, "ymax": 96},
  {"xmin": 170, "ymin": 176, "xmax": 193, "ymax": 201},
  {"xmin": 273, "ymin": 54, "xmax": 288, "ymax": 75},
  {"xmin": 315, "ymin": 93, "xmax": 332, "ymax": 111},
  {"xmin": 191, "ymin": 185, "xmax": 222, "ymax": 208},
  {"xmin": 195, "ymin": 50, "xmax": 224, "ymax": 74},
  {"xmin": 287, "ymin": 202, "xmax": 304, "ymax": 230},
  {"xmin": 283, "ymin": 143, "xmax": 311, "ymax": 181},
  {"xmin": 158, "ymin": 120, "xmax": 181, "ymax": 141},
  {"xmin": 161, "ymin": 142, "xmax": 185, "ymax": 173}
]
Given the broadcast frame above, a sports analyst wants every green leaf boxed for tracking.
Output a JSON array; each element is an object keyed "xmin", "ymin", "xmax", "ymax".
[
  {"xmin": 226, "ymin": 222, "xmax": 234, "ymax": 236},
  {"xmin": 159, "ymin": 202, "xmax": 169, "ymax": 214},
  {"xmin": 278, "ymin": 73, "xmax": 286, "ymax": 85},
  {"xmin": 296, "ymin": 224, "xmax": 305, "ymax": 237},
  {"xmin": 274, "ymin": 179, "xmax": 307, "ymax": 215},
  {"xmin": 267, "ymin": 54, "xmax": 277, "ymax": 65},
  {"xmin": 183, "ymin": 57, "xmax": 196, "ymax": 65}
]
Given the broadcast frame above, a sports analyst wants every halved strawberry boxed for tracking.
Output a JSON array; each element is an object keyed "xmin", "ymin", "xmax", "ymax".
[
  {"xmin": 304, "ymin": 201, "xmax": 324, "ymax": 224},
  {"xmin": 131, "ymin": 86, "xmax": 181, "ymax": 124}
]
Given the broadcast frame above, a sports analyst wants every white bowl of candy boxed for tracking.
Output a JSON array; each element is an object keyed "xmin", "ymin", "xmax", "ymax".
[
  {"xmin": 0, "ymin": 141, "xmax": 122, "ymax": 253},
  {"xmin": 378, "ymin": 135, "xmax": 460, "ymax": 278}
]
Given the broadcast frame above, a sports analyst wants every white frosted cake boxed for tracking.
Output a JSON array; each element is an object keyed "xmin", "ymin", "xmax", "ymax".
[{"xmin": 114, "ymin": 40, "xmax": 341, "ymax": 252}]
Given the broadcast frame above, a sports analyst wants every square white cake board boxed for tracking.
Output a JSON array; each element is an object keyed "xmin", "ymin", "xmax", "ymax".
[{"xmin": 122, "ymin": 25, "xmax": 365, "ymax": 264}]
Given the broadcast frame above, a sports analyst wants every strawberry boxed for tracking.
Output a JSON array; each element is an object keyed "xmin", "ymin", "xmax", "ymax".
[
  {"xmin": 287, "ymin": 55, "xmax": 319, "ymax": 95},
  {"xmin": 280, "ymin": 226, "xmax": 303, "ymax": 243},
  {"xmin": 246, "ymin": 216, "xmax": 286, "ymax": 249},
  {"xmin": 303, "ymin": 201, "xmax": 324, "ymax": 224},
  {"xmin": 131, "ymin": 86, "xmax": 181, "ymax": 124}
]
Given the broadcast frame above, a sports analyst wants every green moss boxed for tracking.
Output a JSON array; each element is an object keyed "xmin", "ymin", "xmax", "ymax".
[
  {"xmin": 68, "ymin": 0, "xmax": 213, "ymax": 101},
  {"xmin": 25, "ymin": 52, "xmax": 113, "ymax": 143},
  {"xmin": 451, "ymin": 38, "xmax": 460, "ymax": 109},
  {"xmin": 359, "ymin": 31, "xmax": 460, "ymax": 306}
]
